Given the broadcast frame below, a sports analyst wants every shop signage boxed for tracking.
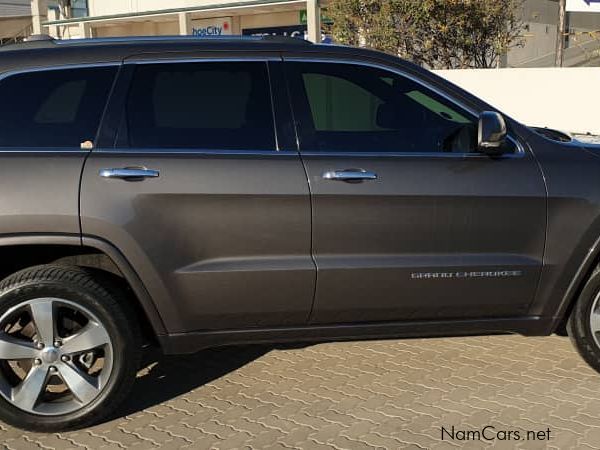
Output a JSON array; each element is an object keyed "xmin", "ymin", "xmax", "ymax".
[
  {"xmin": 567, "ymin": 0, "xmax": 600, "ymax": 12},
  {"xmin": 190, "ymin": 17, "xmax": 232, "ymax": 36},
  {"xmin": 299, "ymin": 9, "xmax": 333, "ymax": 25},
  {"xmin": 242, "ymin": 25, "xmax": 332, "ymax": 43},
  {"xmin": 242, "ymin": 25, "xmax": 307, "ymax": 40}
]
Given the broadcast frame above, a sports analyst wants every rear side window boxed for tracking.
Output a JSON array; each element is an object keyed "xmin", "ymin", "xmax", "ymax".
[
  {"xmin": 122, "ymin": 62, "xmax": 276, "ymax": 150},
  {"xmin": 0, "ymin": 67, "xmax": 116, "ymax": 148}
]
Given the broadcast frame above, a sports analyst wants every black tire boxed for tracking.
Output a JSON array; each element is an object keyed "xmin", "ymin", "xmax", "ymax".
[
  {"xmin": 568, "ymin": 265, "xmax": 600, "ymax": 373},
  {"xmin": 0, "ymin": 264, "xmax": 141, "ymax": 432}
]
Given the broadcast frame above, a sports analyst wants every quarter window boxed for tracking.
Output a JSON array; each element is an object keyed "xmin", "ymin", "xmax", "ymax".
[
  {"xmin": 0, "ymin": 67, "xmax": 116, "ymax": 148},
  {"xmin": 288, "ymin": 62, "xmax": 485, "ymax": 153},
  {"xmin": 123, "ymin": 62, "xmax": 276, "ymax": 151}
]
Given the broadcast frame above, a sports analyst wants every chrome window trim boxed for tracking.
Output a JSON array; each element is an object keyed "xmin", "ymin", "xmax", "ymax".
[
  {"xmin": 94, "ymin": 148, "xmax": 299, "ymax": 156},
  {"xmin": 283, "ymin": 56, "xmax": 525, "ymax": 159},
  {"xmin": 299, "ymin": 150, "xmax": 523, "ymax": 159},
  {"xmin": 0, "ymin": 62, "xmax": 121, "ymax": 153},
  {"xmin": 0, "ymin": 148, "xmax": 89, "ymax": 154}
]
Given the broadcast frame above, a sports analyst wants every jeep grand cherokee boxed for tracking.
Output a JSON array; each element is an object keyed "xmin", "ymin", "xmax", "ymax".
[{"xmin": 0, "ymin": 35, "xmax": 598, "ymax": 431}]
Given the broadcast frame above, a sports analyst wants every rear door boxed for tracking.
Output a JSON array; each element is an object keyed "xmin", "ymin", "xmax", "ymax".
[
  {"xmin": 0, "ymin": 65, "xmax": 117, "ymax": 237},
  {"xmin": 81, "ymin": 56, "xmax": 314, "ymax": 333},
  {"xmin": 284, "ymin": 58, "xmax": 546, "ymax": 324}
]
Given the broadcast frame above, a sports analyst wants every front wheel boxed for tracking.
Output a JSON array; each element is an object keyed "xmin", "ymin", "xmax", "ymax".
[
  {"xmin": 568, "ymin": 265, "xmax": 600, "ymax": 373},
  {"xmin": 0, "ymin": 265, "xmax": 141, "ymax": 431}
]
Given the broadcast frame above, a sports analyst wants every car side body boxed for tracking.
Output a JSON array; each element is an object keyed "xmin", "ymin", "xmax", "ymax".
[{"xmin": 0, "ymin": 36, "xmax": 599, "ymax": 357}]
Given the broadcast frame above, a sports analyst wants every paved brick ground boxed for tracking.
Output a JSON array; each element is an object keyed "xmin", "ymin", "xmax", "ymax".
[{"xmin": 1, "ymin": 335, "xmax": 599, "ymax": 449}]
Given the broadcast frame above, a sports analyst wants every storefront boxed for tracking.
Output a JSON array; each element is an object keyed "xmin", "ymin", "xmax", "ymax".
[
  {"xmin": 241, "ymin": 9, "xmax": 332, "ymax": 42},
  {"xmin": 42, "ymin": 0, "xmax": 331, "ymax": 43}
]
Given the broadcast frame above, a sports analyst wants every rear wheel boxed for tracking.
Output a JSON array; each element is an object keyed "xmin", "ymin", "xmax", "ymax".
[
  {"xmin": 0, "ymin": 265, "xmax": 140, "ymax": 431},
  {"xmin": 568, "ymin": 265, "xmax": 600, "ymax": 373}
]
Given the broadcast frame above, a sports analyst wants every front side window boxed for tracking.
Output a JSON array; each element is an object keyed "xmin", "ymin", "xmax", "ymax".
[
  {"xmin": 0, "ymin": 67, "xmax": 116, "ymax": 148},
  {"xmin": 123, "ymin": 61, "xmax": 276, "ymax": 151},
  {"xmin": 288, "ymin": 62, "xmax": 485, "ymax": 153}
]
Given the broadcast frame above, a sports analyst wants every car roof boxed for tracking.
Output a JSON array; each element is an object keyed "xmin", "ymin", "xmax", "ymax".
[{"xmin": 0, "ymin": 35, "xmax": 394, "ymax": 70}]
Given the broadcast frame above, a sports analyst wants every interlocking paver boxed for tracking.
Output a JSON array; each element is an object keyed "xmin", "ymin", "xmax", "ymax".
[{"xmin": 2, "ymin": 335, "xmax": 600, "ymax": 448}]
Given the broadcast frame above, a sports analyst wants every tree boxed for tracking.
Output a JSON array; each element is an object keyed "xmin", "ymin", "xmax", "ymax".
[{"xmin": 328, "ymin": 0, "xmax": 525, "ymax": 69}]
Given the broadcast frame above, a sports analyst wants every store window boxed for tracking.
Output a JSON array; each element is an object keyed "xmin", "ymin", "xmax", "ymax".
[
  {"xmin": 48, "ymin": 0, "xmax": 89, "ymax": 19},
  {"xmin": 70, "ymin": 0, "xmax": 89, "ymax": 18}
]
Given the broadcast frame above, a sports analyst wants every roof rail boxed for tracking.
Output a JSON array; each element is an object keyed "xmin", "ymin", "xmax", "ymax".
[
  {"xmin": 259, "ymin": 35, "xmax": 312, "ymax": 45},
  {"xmin": 1, "ymin": 34, "xmax": 314, "ymax": 51},
  {"xmin": 50, "ymin": 35, "xmax": 311, "ymax": 45}
]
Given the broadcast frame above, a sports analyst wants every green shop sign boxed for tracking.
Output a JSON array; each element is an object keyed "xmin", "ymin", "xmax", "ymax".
[{"xmin": 299, "ymin": 9, "xmax": 333, "ymax": 25}]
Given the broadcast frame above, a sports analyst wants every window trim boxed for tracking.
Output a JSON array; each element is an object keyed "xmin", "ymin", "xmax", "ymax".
[
  {"xmin": 282, "ymin": 57, "xmax": 525, "ymax": 159},
  {"xmin": 0, "ymin": 62, "xmax": 120, "ymax": 153}
]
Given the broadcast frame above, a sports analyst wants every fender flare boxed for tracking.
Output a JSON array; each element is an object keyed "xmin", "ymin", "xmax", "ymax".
[
  {"xmin": 0, "ymin": 233, "xmax": 167, "ymax": 337},
  {"xmin": 552, "ymin": 234, "xmax": 600, "ymax": 331}
]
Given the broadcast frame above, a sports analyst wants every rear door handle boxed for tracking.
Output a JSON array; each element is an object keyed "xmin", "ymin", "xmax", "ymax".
[
  {"xmin": 99, "ymin": 167, "xmax": 159, "ymax": 180},
  {"xmin": 322, "ymin": 169, "xmax": 378, "ymax": 181}
]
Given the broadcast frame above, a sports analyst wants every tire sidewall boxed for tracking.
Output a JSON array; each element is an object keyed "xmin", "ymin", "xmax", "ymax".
[
  {"xmin": 569, "ymin": 269, "xmax": 600, "ymax": 371},
  {"xmin": 0, "ymin": 278, "xmax": 134, "ymax": 430}
]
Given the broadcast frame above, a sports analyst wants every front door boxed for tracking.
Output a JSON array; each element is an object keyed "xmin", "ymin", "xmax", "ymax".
[
  {"xmin": 284, "ymin": 59, "xmax": 546, "ymax": 324},
  {"xmin": 81, "ymin": 58, "xmax": 314, "ymax": 333}
]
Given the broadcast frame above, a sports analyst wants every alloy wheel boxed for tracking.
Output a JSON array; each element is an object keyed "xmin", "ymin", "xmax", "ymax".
[
  {"xmin": 590, "ymin": 291, "xmax": 600, "ymax": 350},
  {"xmin": 0, "ymin": 298, "xmax": 113, "ymax": 415}
]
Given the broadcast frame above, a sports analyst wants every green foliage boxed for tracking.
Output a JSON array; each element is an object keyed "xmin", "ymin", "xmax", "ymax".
[{"xmin": 328, "ymin": 0, "xmax": 525, "ymax": 69}]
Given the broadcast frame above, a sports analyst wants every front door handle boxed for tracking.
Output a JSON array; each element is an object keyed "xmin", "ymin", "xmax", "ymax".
[
  {"xmin": 99, "ymin": 167, "xmax": 159, "ymax": 180},
  {"xmin": 322, "ymin": 169, "xmax": 378, "ymax": 182}
]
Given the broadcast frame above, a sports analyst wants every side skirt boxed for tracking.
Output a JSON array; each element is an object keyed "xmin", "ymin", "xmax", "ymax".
[{"xmin": 158, "ymin": 316, "xmax": 554, "ymax": 355}]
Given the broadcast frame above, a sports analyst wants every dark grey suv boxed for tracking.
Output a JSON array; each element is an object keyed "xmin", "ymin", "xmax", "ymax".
[{"xmin": 0, "ymin": 35, "xmax": 599, "ymax": 431}]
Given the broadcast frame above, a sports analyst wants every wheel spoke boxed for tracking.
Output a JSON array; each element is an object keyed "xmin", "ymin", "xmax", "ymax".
[
  {"xmin": 11, "ymin": 366, "xmax": 48, "ymax": 411},
  {"xmin": 61, "ymin": 321, "xmax": 110, "ymax": 355},
  {"xmin": 0, "ymin": 335, "xmax": 38, "ymax": 360},
  {"xmin": 58, "ymin": 362, "xmax": 100, "ymax": 404},
  {"xmin": 0, "ymin": 296, "xmax": 114, "ymax": 415},
  {"xmin": 29, "ymin": 300, "xmax": 55, "ymax": 346},
  {"xmin": 591, "ymin": 309, "xmax": 600, "ymax": 334}
]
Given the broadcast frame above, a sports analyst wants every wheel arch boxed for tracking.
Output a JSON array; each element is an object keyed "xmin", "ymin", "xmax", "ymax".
[
  {"xmin": 0, "ymin": 234, "xmax": 166, "ymax": 344},
  {"xmin": 552, "ymin": 233, "xmax": 600, "ymax": 334}
]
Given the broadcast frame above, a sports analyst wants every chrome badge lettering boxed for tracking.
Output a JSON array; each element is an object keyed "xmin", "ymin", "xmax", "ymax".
[{"xmin": 411, "ymin": 270, "xmax": 523, "ymax": 280}]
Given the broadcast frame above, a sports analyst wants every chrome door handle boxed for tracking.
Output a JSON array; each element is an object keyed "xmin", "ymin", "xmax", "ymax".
[
  {"xmin": 322, "ymin": 169, "xmax": 378, "ymax": 181},
  {"xmin": 99, "ymin": 168, "xmax": 159, "ymax": 180}
]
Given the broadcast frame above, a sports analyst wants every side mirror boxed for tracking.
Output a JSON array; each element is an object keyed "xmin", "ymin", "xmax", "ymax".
[{"xmin": 478, "ymin": 111, "xmax": 507, "ymax": 155}]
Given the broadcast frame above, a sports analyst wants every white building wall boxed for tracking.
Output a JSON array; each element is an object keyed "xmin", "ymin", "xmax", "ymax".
[
  {"xmin": 0, "ymin": 0, "xmax": 30, "ymax": 17},
  {"xmin": 88, "ymin": 0, "xmax": 290, "ymax": 17},
  {"xmin": 435, "ymin": 67, "xmax": 600, "ymax": 135},
  {"xmin": 0, "ymin": 16, "xmax": 31, "ymax": 38},
  {"xmin": 240, "ymin": 11, "xmax": 298, "ymax": 30},
  {"xmin": 93, "ymin": 20, "xmax": 179, "ymax": 37}
]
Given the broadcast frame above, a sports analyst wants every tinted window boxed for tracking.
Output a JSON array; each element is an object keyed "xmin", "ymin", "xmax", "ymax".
[
  {"xmin": 0, "ymin": 67, "xmax": 116, "ymax": 148},
  {"xmin": 288, "ymin": 62, "xmax": 484, "ymax": 153},
  {"xmin": 124, "ymin": 62, "xmax": 276, "ymax": 150}
]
